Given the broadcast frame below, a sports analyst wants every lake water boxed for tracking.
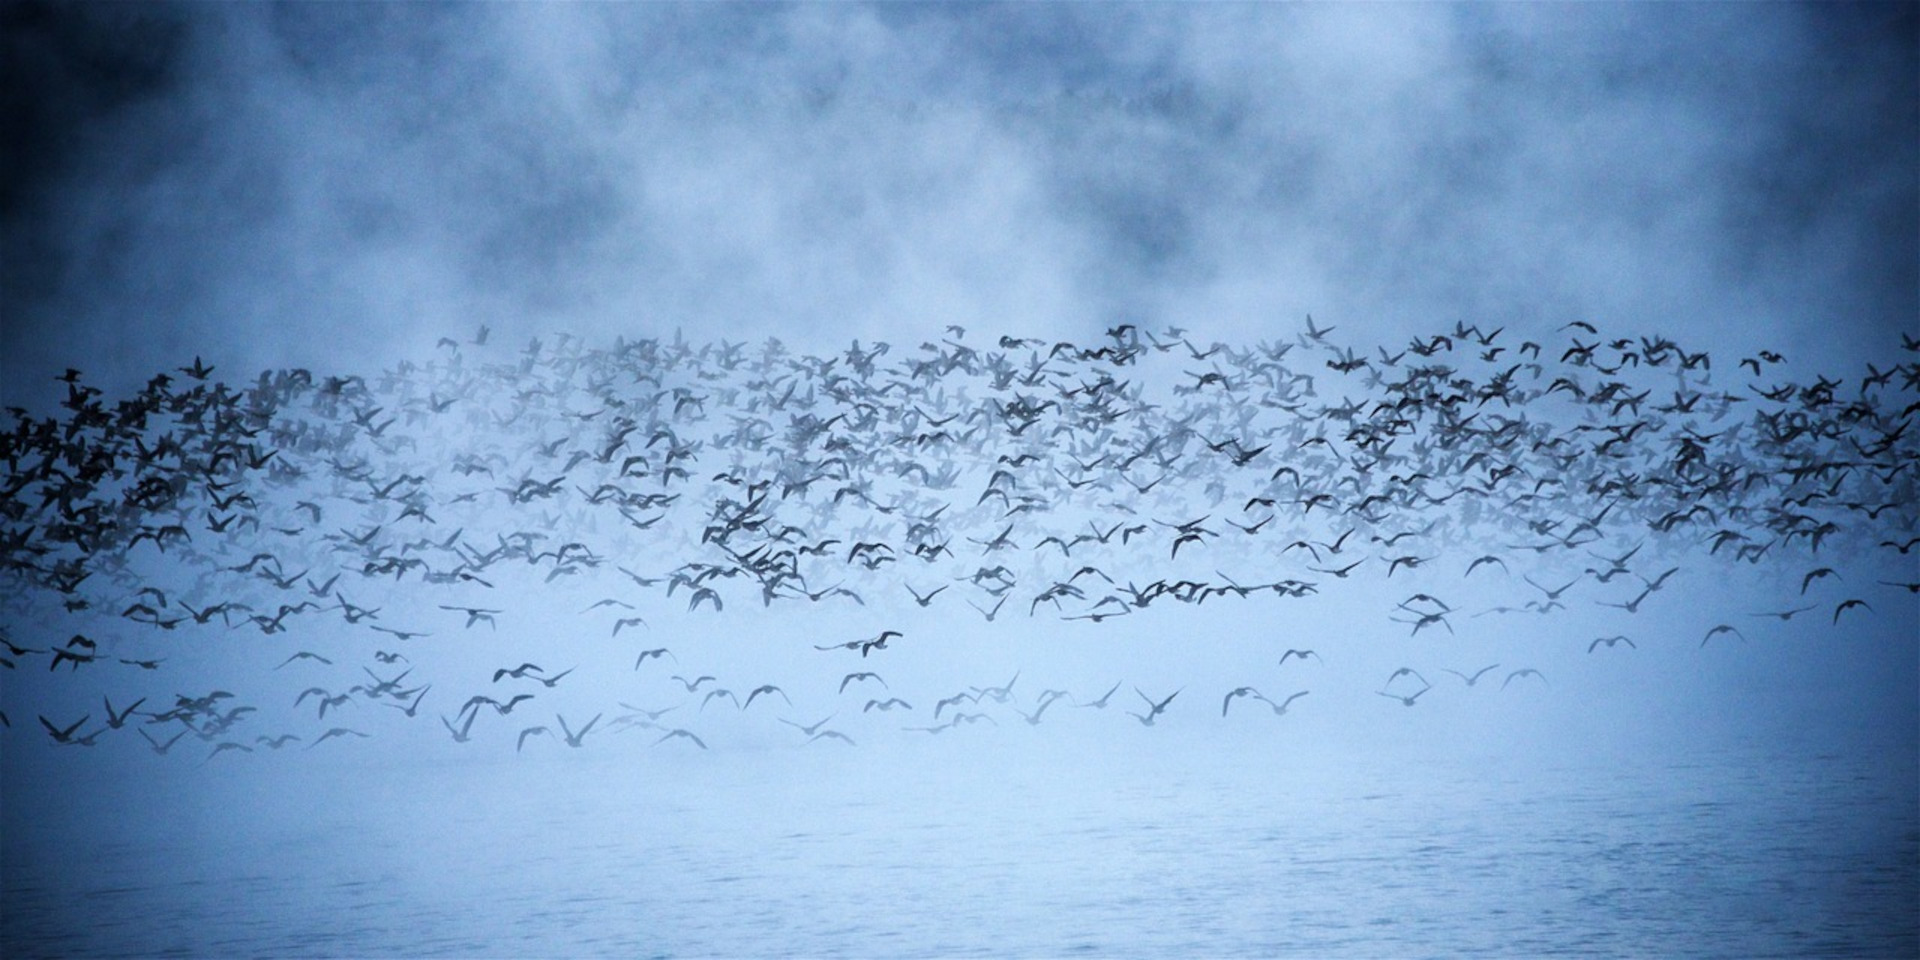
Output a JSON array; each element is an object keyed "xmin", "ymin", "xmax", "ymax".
[{"xmin": 4, "ymin": 724, "xmax": 1914, "ymax": 958}]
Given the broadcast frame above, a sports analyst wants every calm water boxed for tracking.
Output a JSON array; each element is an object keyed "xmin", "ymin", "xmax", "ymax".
[{"xmin": 4, "ymin": 728, "xmax": 1915, "ymax": 958}]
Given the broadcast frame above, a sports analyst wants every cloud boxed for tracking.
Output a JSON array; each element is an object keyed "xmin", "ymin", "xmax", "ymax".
[{"xmin": 3, "ymin": 2, "xmax": 1912, "ymax": 408}]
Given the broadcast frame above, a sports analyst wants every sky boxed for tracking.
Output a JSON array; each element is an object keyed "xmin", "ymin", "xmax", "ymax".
[
  {"xmin": 2, "ymin": 10, "xmax": 1917, "ymax": 953},
  {"xmin": 2, "ymin": 2, "xmax": 1915, "ymax": 411},
  {"xmin": 0, "ymin": 0, "xmax": 1915, "ymax": 797}
]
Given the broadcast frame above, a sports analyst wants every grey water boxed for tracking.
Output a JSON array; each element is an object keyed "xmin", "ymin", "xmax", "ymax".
[{"xmin": 6, "ymin": 721, "xmax": 1914, "ymax": 958}]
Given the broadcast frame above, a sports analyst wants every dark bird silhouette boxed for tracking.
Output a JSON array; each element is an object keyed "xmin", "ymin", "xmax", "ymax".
[
  {"xmin": 1377, "ymin": 685, "xmax": 1430, "ymax": 707},
  {"xmin": 634, "ymin": 648, "xmax": 676, "ymax": 668},
  {"xmin": 1074, "ymin": 681, "xmax": 1123, "ymax": 709},
  {"xmin": 655, "ymin": 728, "xmax": 708, "ymax": 750},
  {"xmin": 1502, "ymin": 668, "xmax": 1549, "ymax": 689},
  {"xmin": 839, "ymin": 672, "xmax": 887, "ymax": 693},
  {"xmin": 1441, "ymin": 664, "xmax": 1500, "ymax": 686},
  {"xmin": 1701, "ymin": 624, "xmax": 1746, "ymax": 646},
  {"xmin": 744, "ymin": 684, "xmax": 792, "ymax": 709},
  {"xmin": 493, "ymin": 663, "xmax": 545, "ymax": 682},
  {"xmin": 531, "ymin": 667, "xmax": 576, "ymax": 689},
  {"xmin": 779, "ymin": 714, "xmax": 835, "ymax": 736},
  {"xmin": 138, "ymin": 727, "xmax": 188, "ymax": 755},
  {"xmin": 1832, "ymin": 598, "xmax": 1872, "ymax": 624},
  {"xmin": 442, "ymin": 711, "xmax": 478, "ymax": 743},
  {"xmin": 308, "ymin": 727, "xmax": 370, "ymax": 748},
  {"xmin": 39, "ymin": 714, "xmax": 89, "ymax": 744},
  {"xmin": 1222, "ymin": 686, "xmax": 1264, "ymax": 716},
  {"xmin": 556, "ymin": 713, "xmax": 601, "ymax": 748},
  {"xmin": 103, "ymin": 696, "xmax": 146, "ymax": 729},
  {"xmin": 1127, "ymin": 687, "xmax": 1180, "ymax": 725}
]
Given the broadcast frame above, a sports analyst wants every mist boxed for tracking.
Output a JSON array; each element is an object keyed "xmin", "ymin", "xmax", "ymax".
[
  {"xmin": 2, "ymin": 3, "xmax": 1916, "ymax": 957},
  {"xmin": 5, "ymin": 3, "xmax": 1915, "ymax": 407}
]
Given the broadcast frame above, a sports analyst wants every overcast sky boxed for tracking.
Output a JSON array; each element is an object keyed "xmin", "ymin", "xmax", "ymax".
[{"xmin": 3, "ymin": 2, "xmax": 1914, "ymax": 409}]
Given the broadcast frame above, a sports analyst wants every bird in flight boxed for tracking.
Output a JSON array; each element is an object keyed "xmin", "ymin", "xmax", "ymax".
[
  {"xmin": 655, "ymin": 728, "xmax": 708, "ymax": 750},
  {"xmin": 1222, "ymin": 686, "xmax": 1265, "ymax": 716},
  {"xmin": 1701, "ymin": 624, "xmax": 1746, "ymax": 646},
  {"xmin": 1377, "ymin": 685, "xmax": 1431, "ymax": 707},
  {"xmin": 1502, "ymin": 668, "xmax": 1549, "ymax": 689},
  {"xmin": 1127, "ymin": 687, "xmax": 1180, "ymax": 725},
  {"xmin": 1440, "ymin": 664, "xmax": 1500, "ymax": 686},
  {"xmin": 556, "ymin": 713, "xmax": 601, "ymax": 747},
  {"xmin": 1074, "ymin": 681, "xmax": 1123, "ymax": 709}
]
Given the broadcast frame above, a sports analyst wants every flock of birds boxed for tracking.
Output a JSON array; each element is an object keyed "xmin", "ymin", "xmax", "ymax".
[{"xmin": 1, "ymin": 318, "xmax": 1915, "ymax": 760}]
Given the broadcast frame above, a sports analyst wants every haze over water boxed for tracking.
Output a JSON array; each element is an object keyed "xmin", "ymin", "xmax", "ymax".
[{"xmin": 3, "ymin": 4, "xmax": 1916, "ymax": 957}]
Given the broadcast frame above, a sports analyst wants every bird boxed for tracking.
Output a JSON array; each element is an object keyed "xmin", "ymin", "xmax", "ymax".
[
  {"xmin": 138, "ymin": 727, "xmax": 188, "ymax": 755},
  {"xmin": 5, "ymin": 313, "xmax": 1914, "ymax": 763},
  {"xmin": 1441, "ymin": 664, "xmax": 1501, "ymax": 686},
  {"xmin": 1262, "ymin": 690, "xmax": 1310, "ymax": 715},
  {"xmin": 1075, "ymin": 681, "xmax": 1123, "ymax": 709},
  {"xmin": 934, "ymin": 692, "xmax": 979, "ymax": 719},
  {"xmin": 1222, "ymin": 687, "xmax": 1264, "ymax": 716},
  {"xmin": 1502, "ymin": 669, "xmax": 1549, "ymax": 689},
  {"xmin": 1014, "ymin": 695, "xmax": 1061, "ymax": 725},
  {"xmin": 905, "ymin": 583, "xmax": 948, "ymax": 606},
  {"xmin": 839, "ymin": 672, "xmax": 887, "ymax": 693},
  {"xmin": 655, "ymin": 728, "xmax": 708, "ymax": 750},
  {"xmin": 1377, "ymin": 686, "xmax": 1431, "ymax": 707},
  {"xmin": 779, "ymin": 715, "xmax": 835, "ymax": 737},
  {"xmin": 1385, "ymin": 667, "xmax": 1427, "ymax": 688},
  {"xmin": 307, "ymin": 727, "xmax": 369, "ymax": 748},
  {"xmin": 493, "ymin": 663, "xmax": 545, "ymax": 682},
  {"xmin": 1127, "ymin": 687, "xmax": 1180, "ymax": 725},
  {"xmin": 442, "ymin": 711, "xmax": 478, "ymax": 743},
  {"xmin": 383, "ymin": 685, "xmax": 431, "ymax": 717},
  {"xmin": 1701, "ymin": 624, "xmax": 1746, "ymax": 646},
  {"xmin": 206, "ymin": 741, "xmax": 254, "ymax": 762},
  {"xmin": 1800, "ymin": 567, "xmax": 1840, "ymax": 594},
  {"xmin": 438, "ymin": 605, "xmax": 502, "ymax": 629},
  {"xmin": 39, "ymin": 714, "xmax": 89, "ymax": 744},
  {"xmin": 1587, "ymin": 635, "xmax": 1637, "ymax": 653},
  {"xmin": 744, "ymin": 684, "xmax": 792, "ymax": 709},
  {"xmin": 1832, "ymin": 598, "xmax": 1872, "ymax": 624},
  {"xmin": 531, "ymin": 667, "xmax": 576, "ymax": 689},
  {"xmin": 103, "ymin": 696, "xmax": 146, "ymax": 729},
  {"xmin": 556, "ymin": 713, "xmax": 601, "ymax": 748},
  {"xmin": 517, "ymin": 726, "xmax": 550, "ymax": 752},
  {"xmin": 634, "ymin": 648, "xmax": 676, "ymax": 668}
]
